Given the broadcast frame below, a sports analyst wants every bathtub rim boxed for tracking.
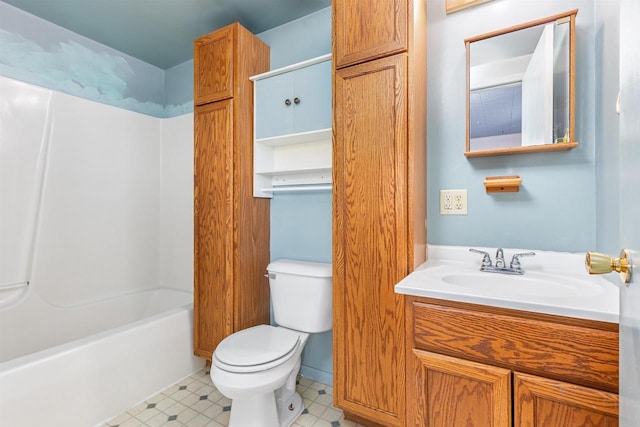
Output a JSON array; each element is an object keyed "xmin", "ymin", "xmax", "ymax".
[{"xmin": 0, "ymin": 287, "xmax": 194, "ymax": 371}]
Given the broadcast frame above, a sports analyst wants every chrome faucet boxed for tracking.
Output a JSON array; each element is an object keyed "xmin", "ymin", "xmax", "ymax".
[{"xmin": 469, "ymin": 248, "xmax": 535, "ymax": 275}]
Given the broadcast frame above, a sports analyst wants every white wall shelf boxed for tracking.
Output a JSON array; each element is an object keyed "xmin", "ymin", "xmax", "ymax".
[
  {"xmin": 256, "ymin": 127, "xmax": 331, "ymax": 147},
  {"xmin": 254, "ymin": 131, "xmax": 332, "ymax": 194},
  {"xmin": 260, "ymin": 185, "xmax": 333, "ymax": 193},
  {"xmin": 252, "ymin": 55, "xmax": 332, "ymax": 198}
]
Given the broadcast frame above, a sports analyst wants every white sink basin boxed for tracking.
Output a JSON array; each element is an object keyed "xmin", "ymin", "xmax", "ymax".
[
  {"xmin": 394, "ymin": 245, "xmax": 620, "ymax": 323},
  {"xmin": 440, "ymin": 272, "xmax": 602, "ymax": 299}
]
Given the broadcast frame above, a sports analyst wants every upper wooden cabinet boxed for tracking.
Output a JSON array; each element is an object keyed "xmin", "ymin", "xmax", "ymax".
[
  {"xmin": 333, "ymin": 0, "xmax": 408, "ymax": 68},
  {"xmin": 193, "ymin": 23, "xmax": 271, "ymax": 361},
  {"xmin": 194, "ymin": 25, "xmax": 234, "ymax": 105},
  {"xmin": 332, "ymin": 0, "xmax": 426, "ymax": 425}
]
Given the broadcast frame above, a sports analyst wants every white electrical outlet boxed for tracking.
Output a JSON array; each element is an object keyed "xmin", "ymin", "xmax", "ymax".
[{"xmin": 440, "ymin": 189, "xmax": 468, "ymax": 215}]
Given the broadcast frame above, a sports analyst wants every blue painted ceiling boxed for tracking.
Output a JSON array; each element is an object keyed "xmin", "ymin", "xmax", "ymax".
[{"xmin": 3, "ymin": 0, "xmax": 331, "ymax": 69}]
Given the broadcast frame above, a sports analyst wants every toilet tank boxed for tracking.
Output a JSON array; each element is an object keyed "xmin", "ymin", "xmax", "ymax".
[{"xmin": 267, "ymin": 259, "xmax": 332, "ymax": 333}]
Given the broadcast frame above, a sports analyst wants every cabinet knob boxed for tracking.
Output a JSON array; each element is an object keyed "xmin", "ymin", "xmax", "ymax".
[
  {"xmin": 284, "ymin": 98, "xmax": 291, "ymax": 106},
  {"xmin": 294, "ymin": 97, "xmax": 300, "ymax": 105}
]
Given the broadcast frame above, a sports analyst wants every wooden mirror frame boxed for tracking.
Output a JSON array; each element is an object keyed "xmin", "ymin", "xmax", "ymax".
[{"xmin": 464, "ymin": 10, "xmax": 578, "ymax": 158}]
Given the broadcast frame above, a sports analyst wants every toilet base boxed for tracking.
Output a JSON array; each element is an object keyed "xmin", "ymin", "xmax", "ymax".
[
  {"xmin": 212, "ymin": 328, "xmax": 310, "ymax": 427},
  {"xmin": 227, "ymin": 389, "xmax": 303, "ymax": 427},
  {"xmin": 228, "ymin": 391, "xmax": 278, "ymax": 427},
  {"xmin": 276, "ymin": 389, "xmax": 303, "ymax": 427}
]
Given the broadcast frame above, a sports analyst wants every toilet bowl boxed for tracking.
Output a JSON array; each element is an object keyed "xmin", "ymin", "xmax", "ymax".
[
  {"xmin": 210, "ymin": 259, "xmax": 332, "ymax": 427},
  {"xmin": 211, "ymin": 325, "xmax": 309, "ymax": 427}
]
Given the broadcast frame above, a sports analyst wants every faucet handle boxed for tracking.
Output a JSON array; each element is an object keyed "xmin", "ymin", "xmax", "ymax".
[
  {"xmin": 495, "ymin": 248, "xmax": 505, "ymax": 268},
  {"xmin": 469, "ymin": 248, "xmax": 492, "ymax": 268},
  {"xmin": 510, "ymin": 252, "xmax": 536, "ymax": 270}
]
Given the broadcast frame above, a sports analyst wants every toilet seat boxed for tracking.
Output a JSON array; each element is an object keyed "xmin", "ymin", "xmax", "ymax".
[{"xmin": 213, "ymin": 325, "xmax": 301, "ymax": 373}]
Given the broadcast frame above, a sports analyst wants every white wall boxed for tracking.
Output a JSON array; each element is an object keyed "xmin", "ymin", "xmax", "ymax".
[
  {"xmin": 595, "ymin": 0, "xmax": 620, "ymax": 255},
  {"xmin": 1, "ymin": 74, "xmax": 193, "ymax": 308}
]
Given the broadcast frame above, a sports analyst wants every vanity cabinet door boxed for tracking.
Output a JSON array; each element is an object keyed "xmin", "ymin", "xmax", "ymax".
[
  {"xmin": 333, "ymin": 0, "xmax": 408, "ymax": 69},
  {"xmin": 514, "ymin": 372, "xmax": 619, "ymax": 427},
  {"xmin": 409, "ymin": 349, "xmax": 512, "ymax": 427},
  {"xmin": 255, "ymin": 59, "xmax": 332, "ymax": 139}
]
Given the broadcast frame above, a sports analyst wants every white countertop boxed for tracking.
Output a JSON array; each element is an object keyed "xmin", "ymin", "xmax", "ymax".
[{"xmin": 395, "ymin": 245, "xmax": 620, "ymax": 323}]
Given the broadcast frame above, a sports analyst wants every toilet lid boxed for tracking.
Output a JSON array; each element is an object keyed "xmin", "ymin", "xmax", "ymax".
[{"xmin": 214, "ymin": 325, "xmax": 300, "ymax": 369}]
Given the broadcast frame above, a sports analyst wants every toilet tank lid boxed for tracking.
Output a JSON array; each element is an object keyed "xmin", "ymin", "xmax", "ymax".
[{"xmin": 267, "ymin": 259, "xmax": 332, "ymax": 278}]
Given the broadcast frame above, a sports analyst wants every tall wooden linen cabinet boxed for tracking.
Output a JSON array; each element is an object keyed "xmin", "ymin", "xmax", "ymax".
[
  {"xmin": 193, "ymin": 23, "xmax": 271, "ymax": 361},
  {"xmin": 332, "ymin": 1, "xmax": 427, "ymax": 426}
]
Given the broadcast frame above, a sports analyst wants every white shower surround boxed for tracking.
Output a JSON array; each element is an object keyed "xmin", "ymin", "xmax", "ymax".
[{"xmin": 0, "ymin": 75, "xmax": 199, "ymax": 425}]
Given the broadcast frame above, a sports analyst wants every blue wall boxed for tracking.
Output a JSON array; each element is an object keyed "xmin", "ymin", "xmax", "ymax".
[
  {"xmin": 257, "ymin": 8, "xmax": 332, "ymax": 69},
  {"xmin": 427, "ymin": 0, "xmax": 601, "ymax": 254}
]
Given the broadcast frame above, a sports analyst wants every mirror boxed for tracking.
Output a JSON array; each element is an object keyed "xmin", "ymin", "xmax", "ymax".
[{"xmin": 465, "ymin": 10, "xmax": 578, "ymax": 157}]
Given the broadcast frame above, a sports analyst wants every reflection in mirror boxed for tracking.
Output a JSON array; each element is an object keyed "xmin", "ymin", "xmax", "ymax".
[{"xmin": 465, "ymin": 10, "xmax": 578, "ymax": 157}]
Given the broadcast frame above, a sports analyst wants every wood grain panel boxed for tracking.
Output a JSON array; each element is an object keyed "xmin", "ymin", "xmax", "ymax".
[
  {"xmin": 333, "ymin": 0, "xmax": 407, "ymax": 69},
  {"xmin": 193, "ymin": 100, "xmax": 234, "ymax": 359},
  {"xmin": 410, "ymin": 299, "xmax": 619, "ymax": 392},
  {"xmin": 407, "ymin": 0, "xmax": 427, "ymax": 269},
  {"xmin": 333, "ymin": 54, "xmax": 408, "ymax": 426},
  {"xmin": 514, "ymin": 372, "xmax": 619, "ymax": 427},
  {"xmin": 194, "ymin": 25, "xmax": 234, "ymax": 105},
  {"xmin": 411, "ymin": 350, "xmax": 511, "ymax": 427}
]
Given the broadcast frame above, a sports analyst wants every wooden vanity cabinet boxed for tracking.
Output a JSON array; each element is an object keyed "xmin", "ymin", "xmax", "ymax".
[
  {"xmin": 411, "ymin": 349, "xmax": 512, "ymax": 427},
  {"xmin": 514, "ymin": 372, "xmax": 619, "ymax": 427},
  {"xmin": 406, "ymin": 297, "xmax": 620, "ymax": 427},
  {"xmin": 193, "ymin": 23, "xmax": 270, "ymax": 361},
  {"xmin": 332, "ymin": 0, "xmax": 426, "ymax": 425}
]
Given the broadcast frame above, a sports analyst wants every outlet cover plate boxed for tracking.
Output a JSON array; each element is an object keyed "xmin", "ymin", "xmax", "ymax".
[{"xmin": 440, "ymin": 189, "xmax": 468, "ymax": 215}]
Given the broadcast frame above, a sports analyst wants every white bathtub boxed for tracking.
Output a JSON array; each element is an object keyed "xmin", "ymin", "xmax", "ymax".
[{"xmin": 0, "ymin": 287, "xmax": 205, "ymax": 427}]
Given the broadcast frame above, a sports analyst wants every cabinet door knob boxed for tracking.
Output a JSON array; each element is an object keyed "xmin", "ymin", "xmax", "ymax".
[
  {"xmin": 294, "ymin": 97, "xmax": 300, "ymax": 105},
  {"xmin": 284, "ymin": 98, "xmax": 291, "ymax": 106}
]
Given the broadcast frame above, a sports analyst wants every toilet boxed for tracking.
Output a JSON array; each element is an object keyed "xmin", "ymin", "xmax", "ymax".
[{"xmin": 210, "ymin": 259, "xmax": 332, "ymax": 427}]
